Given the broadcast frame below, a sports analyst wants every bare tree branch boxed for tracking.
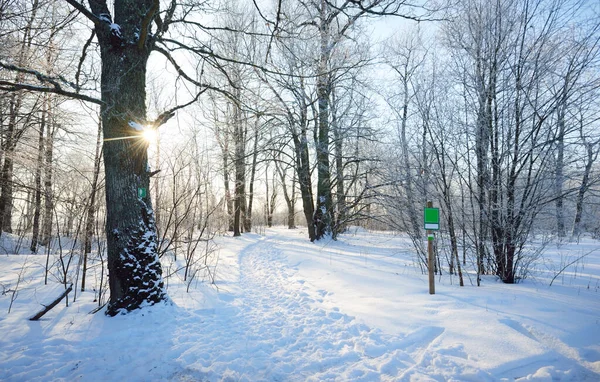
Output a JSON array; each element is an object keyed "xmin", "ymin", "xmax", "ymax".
[
  {"xmin": 63, "ymin": 0, "xmax": 102, "ymax": 24},
  {"xmin": 152, "ymin": 45, "xmax": 236, "ymax": 103},
  {"xmin": 0, "ymin": 80, "xmax": 103, "ymax": 104},
  {"xmin": 0, "ymin": 61, "xmax": 102, "ymax": 104},
  {"xmin": 138, "ymin": 0, "xmax": 159, "ymax": 50}
]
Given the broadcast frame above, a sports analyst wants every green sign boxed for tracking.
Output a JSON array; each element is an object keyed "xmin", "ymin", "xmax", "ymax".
[
  {"xmin": 424, "ymin": 208, "xmax": 439, "ymax": 230},
  {"xmin": 138, "ymin": 187, "xmax": 147, "ymax": 198}
]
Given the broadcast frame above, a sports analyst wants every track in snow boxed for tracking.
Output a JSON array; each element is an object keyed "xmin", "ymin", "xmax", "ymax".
[{"xmin": 169, "ymin": 234, "xmax": 487, "ymax": 381}]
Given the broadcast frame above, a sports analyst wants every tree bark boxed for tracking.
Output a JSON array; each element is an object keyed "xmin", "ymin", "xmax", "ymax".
[
  {"xmin": 294, "ymin": 129, "xmax": 316, "ymax": 241},
  {"xmin": 572, "ymin": 134, "xmax": 597, "ymax": 240},
  {"xmin": 82, "ymin": 120, "xmax": 103, "ymax": 291},
  {"xmin": 88, "ymin": 0, "xmax": 167, "ymax": 315},
  {"xmin": 554, "ymin": 98, "xmax": 567, "ymax": 238},
  {"xmin": 246, "ymin": 121, "xmax": 259, "ymax": 232},
  {"xmin": 219, "ymin": 136, "xmax": 234, "ymax": 232},
  {"xmin": 275, "ymin": 158, "xmax": 296, "ymax": 229},
  {"xmin": 30, "ymin": 96, "xmax": 46, "ymax": 253},
  {"xmin": 332, "ymin": 89, "xmax": 347, "ymax": 236},
  {"xmin": 40, "ymin": 100, "xmax": 55, "ymax": 246},
  {"xmin": 233, "ymin": 95, "xmax": 247, "ymax": 237},
  {"xmin": 313, "ymin": 0, "xmax": 334, "ymax": 240}
]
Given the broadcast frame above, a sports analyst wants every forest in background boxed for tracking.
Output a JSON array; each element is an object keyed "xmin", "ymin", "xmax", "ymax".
[{"xmin": 1, "ymin": 0, "xmax": 599, "ymax": 310}]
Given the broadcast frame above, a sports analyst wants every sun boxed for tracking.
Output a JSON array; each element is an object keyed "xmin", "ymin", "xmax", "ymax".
[{"xmin": 142, "ymin": 127, "xmax": 158, "ymax": 144}]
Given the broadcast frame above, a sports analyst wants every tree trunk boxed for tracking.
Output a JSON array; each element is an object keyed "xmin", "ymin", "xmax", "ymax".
[
  {"xmin": 294, "ymin": 130, "xmax": 315, "ymax": 241},
  {"xmin": 232, "ymin": 82, "xmax": 247, "ymax": 237},
  {"xmin": 288, "ymin": 173, "xmax": 296, "ymax": 229},
  {"xmin": 82, "ymin": 120, "xmax": 103, "ymax": 291},
  {"xmin": 0, "ymin": 126, "xmax": 15, "ymax": 234},
  {"xmin": 572, "ymin": 136, "xmax": 597, "ymax": 240},
  {"xmin": 267, "ymin": 173, "xmax": 277, "ymax": 228},
  {"xmin": 246, "ymin": 122, "xmax": 259, "ymax": 232},
  {"xmin": 314, "ymin": 1, "xmax": 333, "ymax": 240},
  {"xmin": 41, "ymin": 102, "xmax": 55, "ymax": 246},
  {"xmin": 275, "ymin": 159, "xmax": 296, "ymax": 229},
  {"xmin": 554, "ymin": 108, "xmax": 566, "ymax": 238},
  {"xmin": 221, "ymin": 142, "xmax": 234, "ymax": 232},
  {"xmin": 332, "ymin": 89, "xmax": 347, "ymax": 237},
  {"xmin": 399, "ymin": 68, "xmax": 422, "ymax": 241},
  {"xmin": 91, "ymin": 0, "xmax": 167, "ymax": 315},
  {"xmin": 154, "ymin": 136, "xmax": 161, "ymax": 231},
  {"xmin": 30, "ymin": 97, "xmax": 46, "ymax": 253}
]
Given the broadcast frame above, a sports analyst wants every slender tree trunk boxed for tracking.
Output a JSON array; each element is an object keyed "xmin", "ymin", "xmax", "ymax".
[
  {"xmin": 294, "ymin": 77, "xmax": 315, "ymax": 241},
  {"xmin": 314, "ymin": 2, "xmax": 333, "ymax": 240},
  {"xmin": 289, "ymin": 173, "xmax": 296, "ymax": 229},
  {"xmin": 475, "ymin": 62, "xmax": 492, "ymax": 276},
  {"xmin": 41, "ymin": 103, "xmax": 55, "ymax": 246},
  {"xmin": 246, "ymin": 122, "xmax": 259, "ymax": 232},
  {"xmin": 332, "ymin": 89, "xmax": 346, "ymax": 236},
  {"xmin": 554, "ymin": 97, "xmax": 567, "ymax": 238},
  {"xmin": 154, "ymin": 135, "xmax": 161, "ymax": 230},
  {"xmin": 294, "ymin": 130, "xmax": 316, "ymax": 241},
  {"xmin": 233, "ymin": 155, "xmax": 246, "ymax": 236},
  {"xmin": 276, "ymin": 159, "xmax": 296, "ymax": 229},
  {"xmin": 266, "ymin": 171, "xmax": 277, "ymax": 227},
  {"xmin": 0, "ymin": 122, "xmax": 15, "ymax": 234},
  {"xmin": 30, "ymin": 98, "xmax": 46, "ymax": 253},
  {"xmin": 572, "ymin": 136, "xmax": 597, "ymax": 240},
  {"xmin": 221, "ymin": 142, "xmax": 234, "ymax": 232},
  {"xmin": 233, "ymin": 99, "xmax": 247, "ymax": 237},
  {"xmin": 82, "ymin": 120, "xmax": 103, "ymax": 291},
  {"xmin": 399, "ymin": 70, "xmax": 422, "ymax": 240}
]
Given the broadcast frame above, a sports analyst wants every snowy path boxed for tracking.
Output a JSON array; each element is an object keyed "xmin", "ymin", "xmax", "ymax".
[
  {"xmin": 169, "ymin": 235, "xmax": 421, "ymax": 381},
  {"xmin": 167, "ymin": 232, "xmax": 599, "ymax": 381}
]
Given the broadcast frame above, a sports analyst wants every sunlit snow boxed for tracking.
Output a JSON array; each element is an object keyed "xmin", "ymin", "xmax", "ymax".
[{"xmin": 0, "ymin": 227, "xmax": 599, "ymax": 381}]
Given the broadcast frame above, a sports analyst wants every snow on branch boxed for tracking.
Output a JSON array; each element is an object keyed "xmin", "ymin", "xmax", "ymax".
[{"xmin": 64, "ymin": 0, "xmax": 120, "ymax": 44}]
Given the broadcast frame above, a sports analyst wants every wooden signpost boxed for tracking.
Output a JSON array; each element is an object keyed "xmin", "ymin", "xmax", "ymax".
[{"xmin": 424, "ymin": 201, "xmax": 439, "ymax": 295}]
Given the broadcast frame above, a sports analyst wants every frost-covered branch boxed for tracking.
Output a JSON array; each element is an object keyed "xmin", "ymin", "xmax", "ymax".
[
  {"xmin": 150, "ymin": 90, "xmax": 207, "ymax": 128},
  {"xmin": 0, "ymin": 61, "xmax": 102, "ymax": 104},
  {"xmin": 63, "ymin": 0, "xmax": 103, "ymax": 24},
  {"xmin": 75, "ymin": 29, "xmax": 96, "ymax": 91},
  {"xmin": 0, "ymin": 81, "xmax": 102, "ymax": 105},
  {"xmin": 152, "ymin": 45, "xmax": 236, "ymax": 103}
]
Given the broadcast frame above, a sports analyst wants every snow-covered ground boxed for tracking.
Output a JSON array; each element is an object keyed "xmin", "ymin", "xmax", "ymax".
[{"xmin": 1, "ymin": 227, "xmax": 599, "ymax": 381}]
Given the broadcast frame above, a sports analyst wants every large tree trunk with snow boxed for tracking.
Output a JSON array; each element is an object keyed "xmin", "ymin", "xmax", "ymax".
[{"xmin": 91, "ymin": 0, "xmax": 167, "ymax": 316}]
